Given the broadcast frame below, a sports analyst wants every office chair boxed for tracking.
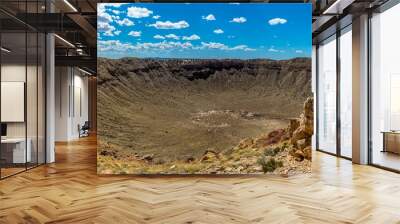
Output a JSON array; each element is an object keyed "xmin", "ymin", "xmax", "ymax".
[{"xmin": 79, "ymin": 121, "xmax": 90, "ymax": 138}]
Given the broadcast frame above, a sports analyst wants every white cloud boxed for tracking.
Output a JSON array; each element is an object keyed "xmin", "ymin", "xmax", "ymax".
[
  {"xmin": 153, "ymin": 34, "xmax": 165, "ymax": 39},
  {"xmin": 182, "ymin": 34, "xmax": 200, "ymax": 41},
  {"xmin": 114, "ymin": 30, "xmax": 121, "ymax": 35},
  {"xmin": 134, "ymin": 41, "xmax": 193, "ymax": 51},
  {"xmin": 201, "ymin": 42, "xmax": 227, "ymax": 49},
  {"xmin": 152, "ymin": 15, "xmax": 161, "ymax": 19},
  {"xmin": 165, "ymin": 34, "xmax": 180, "ymax": 40},
  {"xmin": 116, "ymin": 18, "xmax": 134, "ymax": 26},
  {"xmin": 98, "ymin": 22, "xmax": 116, "ymax": 36},
  {"xmin": 99, "ymin": 39, "xmax": 255, "ymax": 53},
  {"xmin": 98, "ymin": 3, "xmax": 127, "ymax": 23},
  {"xmin": 98, "ymin": 40, "xmax": 134, "ymax": 52},
  {"xmin": 128, "ymin": 31, "xmax": 142, "ymax": 37},
  {"xmin": 268, "ymin": 18, "xmax": 287, "ymax": 25},
  {"xmin": 200, "ymin": 42, "xmax": 255, "ymax": 51},
  {"xmin": 127, "ymin": 7, "xmax": 153, "ymax": 18},
  {"xmin": 295, "ymin": 50, "xmax": 303, "ymax": 54},
  {"xmin": 230, "ymin": 17, "xmax": 246, "ymax": 23},
  {"xmin": 268, "ymin": 46, "xmax": 284, "ymax": 53},
  {"xmin": 202, "ymin": 14, "xmax": 216, "ymax": 21},
  {"xmin": 104, "ymin": 3, "xmax": 127, "ymax": 8},
  {"xmin": 213, "ymin": 29, "xmax": 224, "ymax": 34},
  {"xmin": 98, "ymin": 5, "xmax": 113, "ymax": 23},
  {"xmin": 229, "ymin": 3, "xmax": 240, "ymax": 5},
  {"xmin": 268, "ymin": 47, "xmax": 279, "ymax": 52},
  {"xmin": 230, "ymin": 45, "xmax": 256, "ymax": 51},
  {"xmin": 149, "ymin": 20, "xmax": 189, "ymax": 29}
]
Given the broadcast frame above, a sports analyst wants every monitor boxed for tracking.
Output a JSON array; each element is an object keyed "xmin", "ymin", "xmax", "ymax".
[{"xmin": 1, "ymin": 123, "xmax": 7, "ymax": 137}]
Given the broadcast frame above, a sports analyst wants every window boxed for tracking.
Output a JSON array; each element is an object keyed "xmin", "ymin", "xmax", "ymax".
[
  {"xmin": 339, "ymin": 26, "xmax": 352, "ymax": 158},
  {"xmin": 370, "ymin": 3, "xmax": 400, "ymax": 171},
  {"xmin": 317, "ymin": 35, "xmax": 337, "ymax": 154}
]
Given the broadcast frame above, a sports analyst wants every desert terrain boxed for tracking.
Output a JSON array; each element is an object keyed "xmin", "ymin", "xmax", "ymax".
[{"xmin": 97, "ymin": 57, "xmax": 312, "ymax": 175}]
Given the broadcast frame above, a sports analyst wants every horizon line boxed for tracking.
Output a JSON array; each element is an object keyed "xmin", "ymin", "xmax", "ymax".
[{"xmin": 98, "ymin": 56, "xmax": 312, "ymax": 61}]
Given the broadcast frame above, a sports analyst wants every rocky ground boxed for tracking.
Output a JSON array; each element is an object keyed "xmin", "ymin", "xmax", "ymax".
[
  {"xmin": 97, "ymin": 58, "xmax": 312, "ymax": 175},
  {"xmin": 98, "ymin": 98, "xmax": 313, "ymax": 176}
]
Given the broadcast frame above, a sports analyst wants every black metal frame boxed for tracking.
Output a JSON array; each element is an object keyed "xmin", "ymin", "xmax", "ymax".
[
  {"xmin": 0, "ymin": 0, "xmax": 48, "ymax": 180},
  {"xmin": 336, "ymin": 21, "xmax": 341, "ymax": 158},
  {"xmin": 367, "ymin": 10, "xmax": 373, "ymax": 166}
]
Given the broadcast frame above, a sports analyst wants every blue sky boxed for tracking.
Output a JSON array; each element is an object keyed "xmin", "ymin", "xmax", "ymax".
[{"xmin": 98, "ymin": 3, "xmax": 311, "ymax": 59}]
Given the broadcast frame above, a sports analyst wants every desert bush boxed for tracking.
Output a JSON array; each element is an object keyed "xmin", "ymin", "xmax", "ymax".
[
  {"xmin": 264, "ymin": 146, "xmax": 281, "ymax": 156},
  {"xmin": 257, "ymin": 157, "xmax": 283, "ymax": 173}
]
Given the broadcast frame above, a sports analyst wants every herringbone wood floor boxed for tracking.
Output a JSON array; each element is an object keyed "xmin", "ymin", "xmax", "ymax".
[{"xmin": 1, "ymin": 136, "xmax": 400, "ymax": 224}]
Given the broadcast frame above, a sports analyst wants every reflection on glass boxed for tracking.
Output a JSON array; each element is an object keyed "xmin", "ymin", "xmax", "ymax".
[
  {"xmin": 1, "ymin": 32, "xmax": 27, "ymax": 177},
  {"xmin": 27, "ymin": 31, "xmax": 38, "ymax": 169},
  {"xmin": 340, "ymin": 27, "xmax": 352, "ymax": 158},
  {"xmin": 317, "ymin": 35, "xmax": 337, "ymax": 154},
  {"xmin": 0, "ymin": 0, "xmax": 47, "ymax": 178},
  {"xmin": 38, "ymin": 33, "xmax": 46, "ymax": 165},
  {"xmin": 371, "ymin": 3, "xmax": 400, "ymax": 171}
]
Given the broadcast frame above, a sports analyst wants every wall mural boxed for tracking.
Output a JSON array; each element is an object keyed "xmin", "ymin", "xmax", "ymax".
[{"xmin": 97, "ymin": 3, "xmax": 312, "ymax": 175}]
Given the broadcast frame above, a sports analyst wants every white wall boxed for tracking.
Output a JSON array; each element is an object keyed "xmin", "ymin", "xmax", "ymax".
[
  {"xmin": 55, "ymin": 67, "xmax": 89, "ymax": 141},
  {"xmin": 1, "ymin": 65, "xmax": 40, "ymax": 138},
  {"xmin": 1, "ymin": 65, "xmax": 27, "ymax": 139},
  {"xmin": 55, "ymin": 66, "xmax": 70, "ymax": 141}
]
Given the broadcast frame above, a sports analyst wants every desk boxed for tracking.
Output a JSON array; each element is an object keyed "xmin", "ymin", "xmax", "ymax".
[
  {"xmin": 1, "ymin": 138, "xmax": 31, "ymax": 163},
  {"xmin": 382, "ymin": 131, "xmax": 400, "ymax": 154}
]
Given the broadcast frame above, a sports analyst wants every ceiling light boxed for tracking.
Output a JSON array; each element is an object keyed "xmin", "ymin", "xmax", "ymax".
[
  {"xmin": 322, "ymin": 0, "xmax": 354, "ymax": 15},
  {"xmin": 78, "ymin": 67, "xmax": 93, "ymax": 76},
  {"xmin": 1, "ymin": 47, "xmax": 11, "ymax": 53},
  {"xmin": 63, "ymin": 0, "xmax": 78, "ymax": 12},
  {"xmin": 323, "ymin": 0, "xmax": 341, "ymax": 15},
  {"xmin": 54, "ymin": 34, "xmax": 75, "ymax": 48}
]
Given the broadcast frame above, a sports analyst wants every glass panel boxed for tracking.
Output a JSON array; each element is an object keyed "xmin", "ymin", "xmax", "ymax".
[
  {"xmin": 371, "ymin": 4, "xmax": 400, "ymax": 171},
  {"xmin": 0, "ymin": 0, "xmax": 46, "ymax": 178},
  {"xmin": 27, "ymin": 0, "xmax": 39, "ymax": 169},
  {"xmin": 38, "ymin": 32, "xmax": 45, "ymax": 165},
  {"xmin": 317, "ymin": 35, "xmax": 337, "ymax": 154},
  {"xmin": 339, "ymin": 26, "xmax": 352, "ymax": 158},
  {"xmin": 27, "ymin": 31, "xmax": 38, "ymax": 169},
  {"xmin": 1, "ymin": 31, "xmax": 28, "ymax": 177}
]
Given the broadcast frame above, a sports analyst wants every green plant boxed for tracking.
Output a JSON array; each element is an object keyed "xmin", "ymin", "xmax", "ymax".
[
  {"xmin": 257, "ymin": 157, "xmax": 283, "ymax": 173},
  {"xmin": 264, "ymin": 146, "xmax": 281, "ymax": 156}
]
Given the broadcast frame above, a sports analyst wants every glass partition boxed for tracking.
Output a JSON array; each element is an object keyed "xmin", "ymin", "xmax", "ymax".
[
  {"xmin": 0, "ymin": 1, "xmax": 46, "ymax": 179},
  {"xmin": 370, "ymin": 3, "xmax": 400, "ymax": 171},
  {"xmin": 27, "ymin": 31, "xmax": 38, "ymax": 169},
  {"xmin": 339, "ymin": 26, "xmax": 352, "ymax": 158},
  {"xmin": 38, "ymin": 32, "xmax": 45, "ymax": 165},
  {"xmin": 0, "ymin": 31, "xmax": 28, "ymax": 177},
  {"xmin": 317, "ymin": 35, "xmax": 337, "ymax": 154}
]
